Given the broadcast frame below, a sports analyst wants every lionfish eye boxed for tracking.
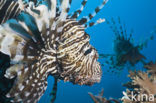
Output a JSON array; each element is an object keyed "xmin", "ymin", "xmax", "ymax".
[
  {"xmin": 84, "ymin": 48, "xmax": 92, "ymax": 55},
  {"xmin": 0, "ymin": 0, "xmax": 108, "ymax": 102}
]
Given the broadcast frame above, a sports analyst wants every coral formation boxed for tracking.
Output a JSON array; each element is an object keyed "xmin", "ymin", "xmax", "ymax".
[
  {"xmin": 88, "ymin": 89, "xmax": 120, "ymax": 103},
  {"xmin": 122, "ymin": 67, "xmax": 156, "ymax": 103},
  {"xmin": 0, "ymin": 0, "xmax": 156, "ymax": 103},
  {"xmin": 144, "ymin": 61, "xmax": 156, "ymax": 75}
]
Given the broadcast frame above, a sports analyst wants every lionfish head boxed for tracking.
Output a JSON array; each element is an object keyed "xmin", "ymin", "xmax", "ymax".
[
  {"xmin": 57, "ymin": 47, "xmax": 102, "ymax": 85},
  {"xmin": 55, "ymin": 21, "xmax": 102, "ymax": 85},
  {"xmin": 0, "ymin": 0, "xmax": 108, "ymax": 102}
]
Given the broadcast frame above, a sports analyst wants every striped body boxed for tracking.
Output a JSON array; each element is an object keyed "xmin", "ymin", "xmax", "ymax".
[
  {"xmin": 0, "ymin": 0, "xmax": 108, "ymax": 102},
  {"xmin": 0, "ymin": 0, "xmax": 25, "ymax": 24}
]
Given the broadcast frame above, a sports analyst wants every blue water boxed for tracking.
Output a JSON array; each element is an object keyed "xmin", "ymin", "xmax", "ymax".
[{"xmin": 39, "ymin": 0, "xmax": 156, "ymax": 103}]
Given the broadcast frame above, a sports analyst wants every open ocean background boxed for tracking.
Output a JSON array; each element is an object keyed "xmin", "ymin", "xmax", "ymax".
[{"xmin": 37, "ymin": 0, "xmax": 156, "ymax": 103}]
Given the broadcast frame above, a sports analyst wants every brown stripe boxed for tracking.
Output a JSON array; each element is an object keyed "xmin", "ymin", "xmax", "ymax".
[{"xmin": 95, "ymin": 7, "xmax": 100, "ymax": 13}]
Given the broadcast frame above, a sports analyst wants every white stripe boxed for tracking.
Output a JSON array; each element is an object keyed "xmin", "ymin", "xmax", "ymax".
[
  {"xmin": 5, "ymin": 2, "xmax": 18, "ymax": 23},
  {"xmin": 12, "ymin": 4, "xmax": 21, "ymax": 20},
  {"xmin": 18, "ymin": 84, "xmax": 24, "ymax": 91},
  {"xmin": 1, "ymin": 1, "xmax": 14, "ymax": 23},
  {"xmin": 0, "ymin": 0, "xmax": 7, "ymax": 9},
  {"xmin": 58, "ymin": 0, "xmax": 69, "ymax": 22},
  {"xmin": 0, "ymin": 34, "xmax": 15, "ymax": 56},
  {"xmin": 25, "ymin": 92, "xmax": 30, "ymax": 97},
  {"xmin": 50, "ymin": 0, "xmax": 57, "ymax": 18},
  {"xmin": 17, "ymin": 71, "xmax": 22, "ymax": 75},
  {"xmin": 18, "ymin": 0, "xmax": 25, "ymax": 10},
  {"xmin": 64, "ymin": 20, "xmax": 77, "ymax": 27},
  {"xmin": 58, "ymin": 38, "xmax": 89, "ymax": 53}
]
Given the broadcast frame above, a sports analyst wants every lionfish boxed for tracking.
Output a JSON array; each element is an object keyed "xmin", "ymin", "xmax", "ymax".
[
  {"xmin": 100, "ymin": 17, "xmax": 154, "ymax": 71},
  {"xmin": 0, "ymin": 0, "xmax": 107, "ymax": 102}
]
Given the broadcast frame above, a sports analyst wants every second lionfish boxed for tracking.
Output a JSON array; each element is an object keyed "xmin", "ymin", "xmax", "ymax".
[
  {"xmin": 0, "ymin": 0, "xmax": 108, "ymax": 102},
  {"xmin": 100, "ymin": 17, "xmax": 154, "ymax": 72}
]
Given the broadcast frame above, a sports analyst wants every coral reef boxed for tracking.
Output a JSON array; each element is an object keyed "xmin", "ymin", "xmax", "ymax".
[
  {"xmin": 0, "ymin": 0, "xmax": 155, "ymax": 103},
  {"xmin": 122, "ymin": 65, "xmax": 156, "ymax": 103},
  {"xmin": 144, "ymin": 61, "xmax": 156, "ymax": 75},
  {"xmin": 88, "ymin": 89, "xmax": 120, "ymax": 103}
]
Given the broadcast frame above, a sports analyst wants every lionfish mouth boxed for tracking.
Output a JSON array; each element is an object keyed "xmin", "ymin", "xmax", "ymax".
[
  {"xmin": 66, "ymin": 61, "xmax": 102, "ymax": 86},
  {"xmin": 73, "ymin": 62, "xmax": 102, "ymax": 86},
  {"xmin": 0, "ymin": 0, "xmax": 108, "ymax": 102}
]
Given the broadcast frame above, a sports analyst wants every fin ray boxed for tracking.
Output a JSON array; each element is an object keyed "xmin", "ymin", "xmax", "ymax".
[{"xmin": 78, "ymin": 0, "xmax": 108, "ymax": 25}]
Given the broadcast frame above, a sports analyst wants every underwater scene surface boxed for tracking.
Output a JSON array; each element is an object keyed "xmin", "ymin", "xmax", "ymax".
[{"xmin": 0, "ymin": 0, "xmax": 156, "ymax": 103}]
